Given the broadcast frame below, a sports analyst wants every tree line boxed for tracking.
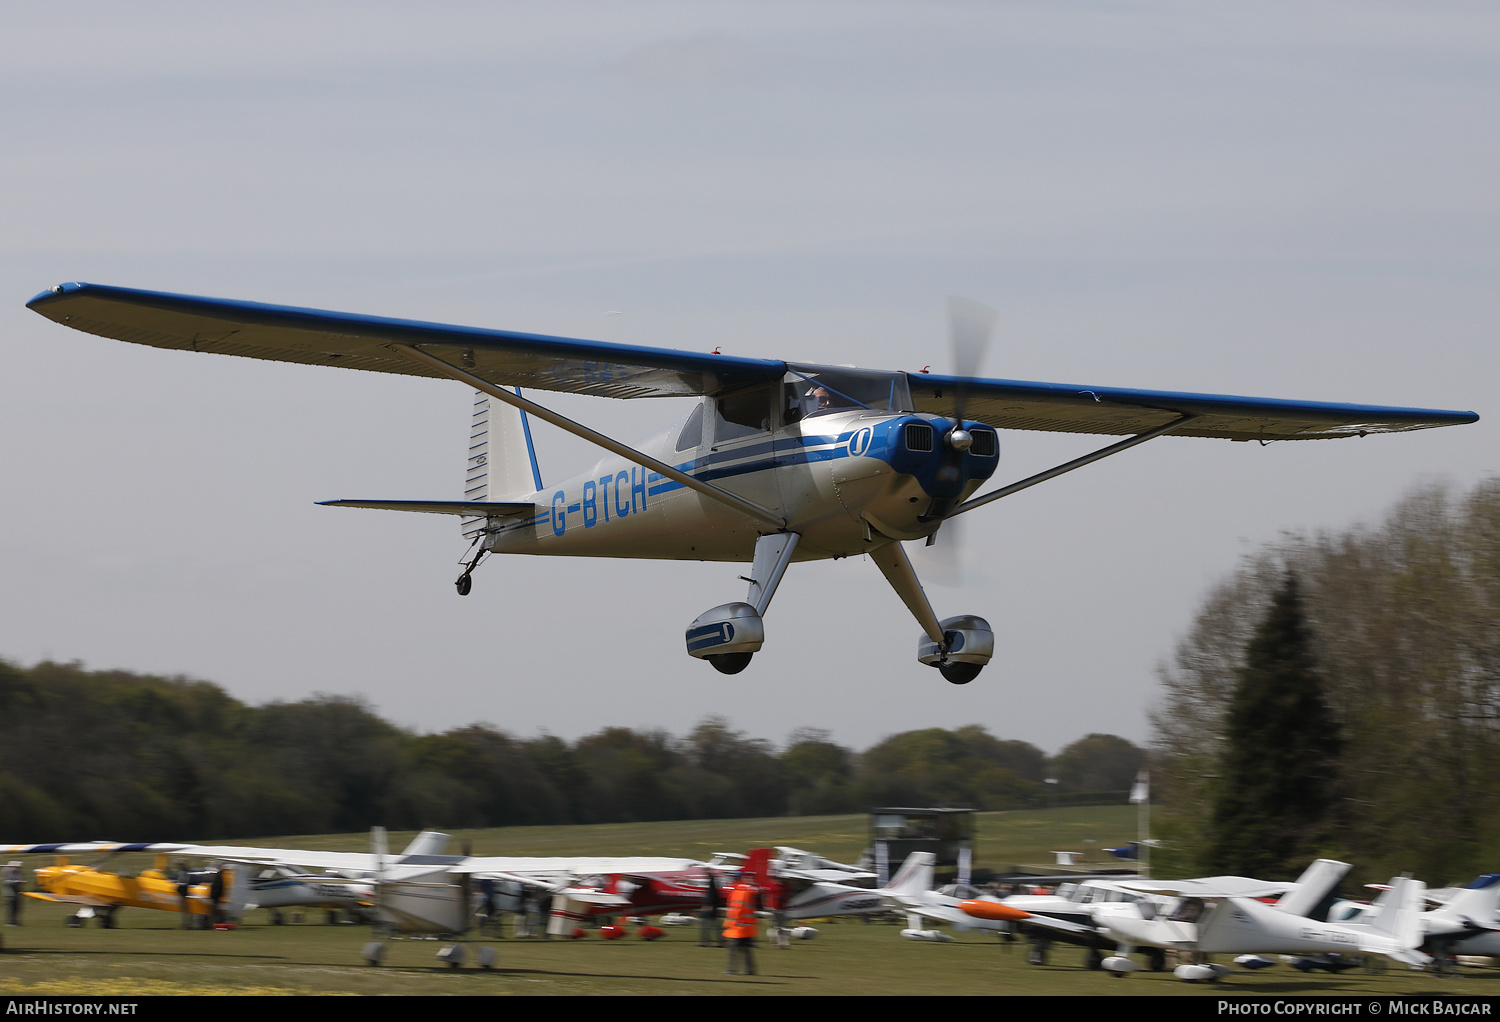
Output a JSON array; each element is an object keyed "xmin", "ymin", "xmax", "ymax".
[
  {"xmin": 0, "ymin": 658, "xmax": 1142, "ymax": 841},
  {"xmin": 1152, "ymin": 478, "xmax": 1500, "ymax": 886}
]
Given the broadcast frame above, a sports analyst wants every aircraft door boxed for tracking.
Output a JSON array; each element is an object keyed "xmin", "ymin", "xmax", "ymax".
[{"xmin": 707, "ymin": 385, "xmax": 782, "ymax": 515}]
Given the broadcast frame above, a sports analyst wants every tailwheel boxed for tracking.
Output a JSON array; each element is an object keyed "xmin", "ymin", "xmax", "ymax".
[{"xmin": 455, "ymin": 543, "xmax": 486, "ymax": 596}]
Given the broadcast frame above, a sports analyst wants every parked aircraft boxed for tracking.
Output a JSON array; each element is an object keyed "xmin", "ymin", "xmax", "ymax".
[
  {"xmin": 17, "ymin": 852, "xmax": 226, "ymax": 928},
  {"xmin": 876, "ymin": 851, "xmax": 1029, "ymax": 941},
  {"xmin": 1089, "ymin": 873, "xmax": 1430, "ymax": 980},
  {"xmin": 0, "ymin": 833, "xmax": 456, "ymax": 926},
  {"xmin": 542, "ymin": 848, "xmax": 773, "ymax": 936},
  {"xmin": 2, "ymin": 832, "xmax": 699, "ymax": 935},
  {"xmin": 26, "ymin": 283, "xmax": 1478, "ymax": 682},
  {"xmin": 1330, "ymin": 873, "xmax": 1500, "ymax": 969},
  {"xmin": 977, "ymin": 859, "xmax": 1350, "ymax": 971},
  {"xmin": 960, "ymin": 876, "xmax": 1156, "ymax": 968},
  {"xmin": 234, "ymin": 866, "xmax": 374, "ymax": 922},
  {"xmin": 508, "ymin": 846, "xmax": 885, "ymax": 937}
]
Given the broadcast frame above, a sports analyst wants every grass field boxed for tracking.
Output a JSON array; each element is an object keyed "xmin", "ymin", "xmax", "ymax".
[
  {"xmin": 4, "ymin": 898, "xmax": 1494, "ymax": 997},
  {"xmin": 2, "ymin": 808, "xmax": 1493, "ymax": 996}
]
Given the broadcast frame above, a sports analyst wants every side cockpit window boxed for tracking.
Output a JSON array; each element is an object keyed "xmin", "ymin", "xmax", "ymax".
[
  {"xmin": 676, "ymin": 402, "xmax": 705, "ymax": 452},
  {"xmin": 713, "ymin": 385, "xmax": 773, "ymax": 444}
]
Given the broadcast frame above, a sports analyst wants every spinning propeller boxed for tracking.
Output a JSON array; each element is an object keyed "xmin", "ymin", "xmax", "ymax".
[
  {"xmin": 912, "ymin": 297, "xmax": 998, "ymax": 585},
  {"xmin": 920, "ymin": 296, "xmax": 997, "ymax": 522}
]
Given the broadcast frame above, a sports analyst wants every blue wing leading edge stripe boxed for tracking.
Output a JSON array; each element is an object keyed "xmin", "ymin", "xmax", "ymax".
[{"xmin": 26, "ymin": 282, "xmax": 787, "ymax": 399}]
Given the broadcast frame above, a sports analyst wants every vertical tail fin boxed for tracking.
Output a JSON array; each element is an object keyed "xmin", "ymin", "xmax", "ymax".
[
  {"xmin": 398, "ymin": 831, "xmax": 452, "ymax": 858},
  {"xmin": 881, "ymin": 852, "xmax": 935, "ymax": 898},
  {"xmin": 1434, "ymin": 874, "xmax": 1500, "ymax": 928},
  {"xmin": 462, "ymin": 388, "xmax": 543, "ymax": 539},
  {"xmin": 1276, "ymin": 859, "xmax": 1352, "ymax": 919},
  {"xmin": 1368, "ymin": 876, "xmax": 1427, "ymax": 951},
  {"xmin": 740, "ymin": 848, "xmax": 774, "ymax": 888}
]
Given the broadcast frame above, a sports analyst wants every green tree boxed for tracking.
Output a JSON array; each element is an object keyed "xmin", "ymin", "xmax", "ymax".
[
  {"xmin": 1153, "ymin": 480, "xmax": 1500, "ymax": 883},
  {"xmin": 782, "ymin": 727, "xmax": 855, "ymax": 814},
  {"xmin": 1050, "ymin": 734, "xmax": 1145, "ymax": 794},
  {"xmin": 1207, "ymin": 574, "xmax": 1341, "ymax": 879},
  {"xmin": 855, "ymin": 726, "xmax": 1045, "ymax": 809}
]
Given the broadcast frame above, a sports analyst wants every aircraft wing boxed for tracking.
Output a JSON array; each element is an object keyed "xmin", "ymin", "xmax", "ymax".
[
  {"xmin": 29, "ymin": 282, "xmax": 1476, "ymax": 439},
  {"xmin": 25, "ymin": 282, "xmax": 785, "ymax": 400},
  {"xmin": 1008, "ymin": 911, "xmax": 1099, "ymax": 938},
  {"xmin": 7, "ymin": 836, "xmax": 703, "ymax": 888},
  {"xmin": 1117, "ymin": 876, "xmax": 1295, "ymax": 899},
  {"xmin": 451, "ymin": 856, "xmax": 702, "ymax": 877},
  {"xmin": 23, "ymin": 892, "xmax": 119, "ymax": 908},
  {"xmin": 173, "ymin": 846, "xmax": 703, "ymax": 887},
  {"xmin": 0, "ymin": 842, "xmax": 194, "ymax": 855},
  {"xmin": 780, "ymin": 867, "xmax": 878, "ymax": 883},
  {"xmin": 172, "ymin": 845, "xmax": 407, "ymax": 873},
  {"xmin": 911, "ymin": 373, "xmax": 1478, "ymax": 440}
]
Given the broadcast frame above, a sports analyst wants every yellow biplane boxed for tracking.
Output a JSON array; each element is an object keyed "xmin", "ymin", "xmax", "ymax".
[{"xmin": 6, "ymin": 843, "xmax": 229, "ymax": 927}]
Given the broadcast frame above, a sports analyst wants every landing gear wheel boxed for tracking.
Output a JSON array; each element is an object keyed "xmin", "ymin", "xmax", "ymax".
[
  {"xmin": 456, "ymin": 574, "xmax": 473, "ymax": 596},
  {"xmin": 1027, "ymin": 943, "xmax": 1047, "ymax": 966},
  {"xmin": 1147, "ymin": 948, "xmax": 1167, "ymax": 972},
  {"xmin": 1086, "ymin": 949, "xmax": 1104, "ymax": 970},
  {"xmin": 939, "ymin": 661, "xmax": 982, "ymax": 685},
  {"xmin": 705, "ymin": 652, "xmax": 753, "ymax": 675}
]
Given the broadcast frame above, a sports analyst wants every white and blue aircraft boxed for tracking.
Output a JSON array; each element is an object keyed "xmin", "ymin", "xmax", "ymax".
[{"xmin": 26, "ymin": 283, "xmax": 1478, "ymax": 683}]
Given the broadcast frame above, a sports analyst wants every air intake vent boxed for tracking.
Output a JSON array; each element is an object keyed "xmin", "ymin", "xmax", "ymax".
[
  {"xmin": 904, "ymin": 422, "xmax": 934, "ymax": 452},
  {"xmin": 969, "ymin": 429, "xmax": 997, "ymax": 457}
]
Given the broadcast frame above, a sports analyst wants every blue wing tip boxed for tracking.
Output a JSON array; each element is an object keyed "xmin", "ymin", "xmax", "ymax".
[{"xmin": 26, "ymin": 281, "xmax": 89, "ymax": 310}]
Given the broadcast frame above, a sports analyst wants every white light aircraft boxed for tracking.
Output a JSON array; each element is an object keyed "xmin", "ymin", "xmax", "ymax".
[
  {"xmin": 1330, "ymin": 873, "xmax": 1500, "ymax": 969},
  {"xmin": 26, "ymin": 283, "xmax": 1479, "ymax": 681},
  {"xmin": 1089, "ymin": 871, "xmax": 1430, "ymax": 980},
  {"xmin": 876, "ymin": 851, "xmax": 1031, "ymax": 941}
]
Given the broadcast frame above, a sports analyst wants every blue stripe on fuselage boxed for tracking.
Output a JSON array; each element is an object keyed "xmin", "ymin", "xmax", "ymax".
[{"xmin": 645, "ymin": 430, "xmax": 875, "ymax": 497}]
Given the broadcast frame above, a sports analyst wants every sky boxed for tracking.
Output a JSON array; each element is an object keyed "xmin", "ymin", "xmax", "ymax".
[{"xmin": 3, "ymin": 1, "xmax": 1496, "ymax": 756}]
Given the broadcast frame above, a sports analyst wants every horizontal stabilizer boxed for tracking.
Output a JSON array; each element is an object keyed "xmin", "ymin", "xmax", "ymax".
[{"xmin": 319, "ymin": 500, "xmax": 535, "ymax": 517}]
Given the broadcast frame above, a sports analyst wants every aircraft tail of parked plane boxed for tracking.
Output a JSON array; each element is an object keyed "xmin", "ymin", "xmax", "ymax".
[{"xmin": 882, "ymin": 851, "xmax": 935, "ymax": 901}]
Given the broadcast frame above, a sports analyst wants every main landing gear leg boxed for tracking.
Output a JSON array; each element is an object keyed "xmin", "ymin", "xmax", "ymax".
[
  {"xmin": 686, "ymin": 532, "xmax": 800, "ymax": 674},
  {"xmin": 867, "ymin": 541, "xmax": 993, "ymax": 684}
]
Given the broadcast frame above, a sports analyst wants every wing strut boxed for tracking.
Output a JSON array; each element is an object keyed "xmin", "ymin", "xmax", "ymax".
[
  {"xmin": 948, "ymin": 414, "xmax": 1198, "ymax": 518},
  {"xmin": 387, "ymin": 343, "xmax": 788, "ymax": 531}
]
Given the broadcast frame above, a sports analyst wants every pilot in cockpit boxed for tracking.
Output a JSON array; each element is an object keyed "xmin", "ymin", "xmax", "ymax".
[{"xmin": 806, "ymin": 385, "xmax": 854, "ymax": 417}]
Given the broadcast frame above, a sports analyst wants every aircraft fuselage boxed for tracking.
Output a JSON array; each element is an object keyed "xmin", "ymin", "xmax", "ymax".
[{"xmin": 484, "ymin": 406, "xmax": 1000, "ymax": 562}]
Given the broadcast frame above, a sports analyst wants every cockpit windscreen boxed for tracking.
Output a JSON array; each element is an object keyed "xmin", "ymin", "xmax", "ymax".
[{"xmin": 784, "ymin": 366, "xmax": 913, "ymax": 423}]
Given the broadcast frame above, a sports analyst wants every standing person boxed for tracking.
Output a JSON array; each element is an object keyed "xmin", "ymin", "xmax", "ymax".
[
  {"xmin": 173, "ymin": 861, "xmax": 193, "ymax": 929},
  {"xmin": 698, "ymin": 869, "xmax": 722, "ymax": 947},
  {"xmin": 3, "ymin": 862, "xmax": 24, "ymax": 926},
  {"xmin": 768, "ymin": 879, "xmax": 789, "ymax": 950},
  {"xmin": 477, "ymin": 877, "xmax": 503, "ymax": 937},
  {"xmin": 722, "ymin": 879, "xmax": 760, "ymax": 976},
  {"xmin": 207, "ymin": 865, "xmax": 226, "ymax": 927},
  {"xmin": 515, "ymin": 888, "xmax": 536, "ymax": 938}
]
